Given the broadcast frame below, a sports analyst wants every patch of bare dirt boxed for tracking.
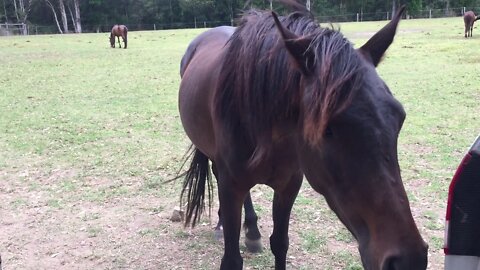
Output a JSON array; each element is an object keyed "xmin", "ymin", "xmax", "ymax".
[{"xmin": 1, "ymin": 162, "xmax": 445, "ymax": 269}]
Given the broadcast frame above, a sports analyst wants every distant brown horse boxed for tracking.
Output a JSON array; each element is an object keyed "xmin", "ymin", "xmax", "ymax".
[
  {"xmin": 463, "ymin": 11, "xmax": 480, "ymax": 38},
  {"xmin": 110, "ymin": 24, "xmax": 128, "ymax": 48},
  {"xmin": 178, "ymin": 0, "xmax": 428, "ymax": 269}
]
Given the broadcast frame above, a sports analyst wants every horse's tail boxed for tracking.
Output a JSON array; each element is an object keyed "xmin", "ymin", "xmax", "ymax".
[
  {"xmin": 180, "ymin": 146, "xmax": 213, "ymax": 227},
  {"xmin": 123, "ymin": 26, "xmax": 128, "ymax": 49}
]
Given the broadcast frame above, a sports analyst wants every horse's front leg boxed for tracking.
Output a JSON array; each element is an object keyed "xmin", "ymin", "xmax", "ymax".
[
  {"xmin": 217, "ymin": 169, "xmax": 248, "ymax": 270},
  {"xmin": 270, "ymin": 172, "xmax": 303, "ymax": 270},
  {"xmin": 117, "ymin": 36, "xmax": 122, "ymax": 48}
]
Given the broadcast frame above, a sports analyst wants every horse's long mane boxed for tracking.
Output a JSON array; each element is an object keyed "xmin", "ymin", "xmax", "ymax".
[{"xmin": 215, "ymin": 6, "xmax": 364, "ymax": 165}]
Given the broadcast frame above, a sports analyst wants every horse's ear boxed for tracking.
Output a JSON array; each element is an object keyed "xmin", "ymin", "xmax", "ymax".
[
  {"xmin": 272, "ymin": 12, "xmax": 314, "ymax": 75},
  {"xmin": 358, "ymin": 5, "xmax": 406, "ymax": 67}
]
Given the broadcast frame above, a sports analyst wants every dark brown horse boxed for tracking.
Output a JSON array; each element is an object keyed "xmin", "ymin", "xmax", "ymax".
[
  {"xmin": 463, "ymin": 11, "xmax": 480, "ymax": 38},
  {"xmin": 178, "ymin": 2, "xmax": 428, "ymax": 270},
  {"xmin": 110, "ymin": 24, "xmax": 128, "ymax": 48}
]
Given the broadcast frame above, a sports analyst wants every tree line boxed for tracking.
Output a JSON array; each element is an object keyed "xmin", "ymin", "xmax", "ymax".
[{"xmin": 2, "ymin": 0, "xmax": 480, "ymax": 33}]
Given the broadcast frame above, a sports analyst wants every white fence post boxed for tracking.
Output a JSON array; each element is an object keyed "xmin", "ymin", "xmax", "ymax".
[{"xmin": 356, "ymin": 13, "xmax": 359, "ymax": 22}]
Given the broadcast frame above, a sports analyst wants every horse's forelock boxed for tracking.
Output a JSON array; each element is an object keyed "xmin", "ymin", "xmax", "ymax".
[
  {"xmin": 302, "ymin": 33, "xmax": 363, "ymax": 145},
  {"xmin": 215, "ymin": 9, "xmax": 363, "ymax": 161}
]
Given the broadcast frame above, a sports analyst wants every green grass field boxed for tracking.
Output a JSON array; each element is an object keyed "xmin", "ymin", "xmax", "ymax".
[{"xmin": 0, "ymin": 16, "xmax": 478, "ymax": 269}]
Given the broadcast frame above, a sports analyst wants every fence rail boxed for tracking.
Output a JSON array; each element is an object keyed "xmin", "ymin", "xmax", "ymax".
[
  {"xmin": 1, "ymin": 6, "xmax": 478, "ymax": 36},
  {"xmin": 0, "ymin": 23, "xmax": 28, "ymax": 35}
]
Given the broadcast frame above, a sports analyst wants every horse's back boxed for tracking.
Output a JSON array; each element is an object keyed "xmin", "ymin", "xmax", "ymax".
[
  {"xmin": 179, "ymin": 26, "xmax": 234, "ymax": 158},
  {"xmin": 180, "ymin": 26, "xmax": 234, "ymax": 76},
  {"xmin": 111, "ymin": 24, "xmax": 127, "ymax": 35},
  {"xmin": 464, "ymin": 11, "xmax": 475, "ymax": 24}
]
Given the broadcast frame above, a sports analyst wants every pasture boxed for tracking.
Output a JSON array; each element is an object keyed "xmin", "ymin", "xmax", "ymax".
[{"xmin": 0, "ymin": 16, "xmax": 479, "ymax": 269}]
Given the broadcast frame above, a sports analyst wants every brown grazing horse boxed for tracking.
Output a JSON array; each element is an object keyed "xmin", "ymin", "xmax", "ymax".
[
  {"xmin": 463, "ymin": 11, "xmax": 480, "ymax": 38},
  {"xmin": 178, "ymin": 1, "xmax": 428, "ymax": 270},
  {"xmin": 110, "ymin": 24, "xmax": 128, "ymax": 48}
]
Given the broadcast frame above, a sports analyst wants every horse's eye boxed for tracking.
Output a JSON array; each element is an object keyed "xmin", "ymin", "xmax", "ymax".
[{"xmin": 324, "ymin": 126, "xmax": 333, "ymax": 138}]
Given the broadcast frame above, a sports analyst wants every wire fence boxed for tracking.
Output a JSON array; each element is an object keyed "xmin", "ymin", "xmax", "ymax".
[
  {"xmin": 0, "ymin": 6, "xmax": 477, "ymax": 36},
  {"xmin": 315, "ymin": 6, "xmax": 473, "ymax": 22},
  {"xmin": 0, "ymin": 20, "xmax": 236, "ymax": 35},
  {"xmin": 0, "ymin": 23, "xmax": 28, "ymax": 35}
]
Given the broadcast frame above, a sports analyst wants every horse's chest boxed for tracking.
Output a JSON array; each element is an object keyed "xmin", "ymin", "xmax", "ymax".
[{"xmin": 250, "ymin": 148, "xmax": 300, "ymax": 188}]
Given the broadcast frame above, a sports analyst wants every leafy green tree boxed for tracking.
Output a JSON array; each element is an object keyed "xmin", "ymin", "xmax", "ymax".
[
  {"xmin": 179, "ymin": 0, "xmax": 213, "ymax": 25},
  {"xmin": 5, "ymin": 0, "xmax": 480, "ymax": 33}
]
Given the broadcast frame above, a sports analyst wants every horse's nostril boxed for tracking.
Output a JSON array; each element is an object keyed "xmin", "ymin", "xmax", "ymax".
[
  {"xmin": 382, "ymin": 256, "xmax": 399, "ymax": 270},
  {"xmin": 381, "ymin": 251, "xmax": 428, "ymax": 270}
]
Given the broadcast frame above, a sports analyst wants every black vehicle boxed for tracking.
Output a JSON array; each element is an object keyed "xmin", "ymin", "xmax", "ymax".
[{"xmin": 444, "ymin": 135, "xmax": 480, "ymax": 269}]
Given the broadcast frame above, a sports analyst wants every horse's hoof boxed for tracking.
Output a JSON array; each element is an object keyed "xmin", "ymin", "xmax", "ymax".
[
  {"xmin": 245, "ymin": 237, "xmax": 263, "ymax": 253},
  {"xmin": 214, "ymin": 228, "xmax": 223, "ymax": 241}
]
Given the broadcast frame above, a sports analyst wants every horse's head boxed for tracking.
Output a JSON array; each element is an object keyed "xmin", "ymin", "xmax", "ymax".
[{"xmin": 274, "ymin": 6, "xmax": 427, "ymax": 270}]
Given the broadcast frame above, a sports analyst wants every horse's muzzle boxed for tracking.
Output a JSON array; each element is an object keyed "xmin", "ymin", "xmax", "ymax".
[{"xmin": 380, "ymin": 241, "xmax": 428, "ymax": 270}]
